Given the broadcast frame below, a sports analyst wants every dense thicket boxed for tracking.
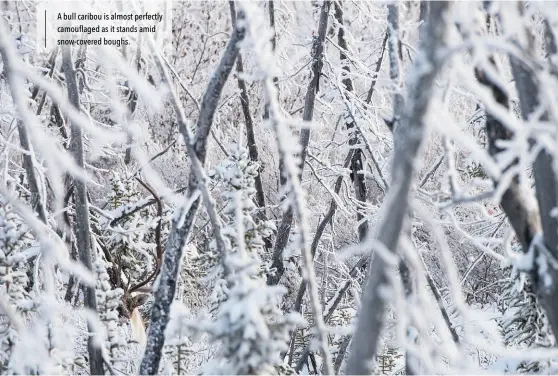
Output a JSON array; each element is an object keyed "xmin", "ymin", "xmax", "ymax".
[{"xmin": 1, "ymin": 1, "xmax": 558, "ymax": 374}]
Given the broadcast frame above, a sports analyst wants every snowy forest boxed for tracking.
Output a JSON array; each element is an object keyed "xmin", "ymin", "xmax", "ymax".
[{"xmin": 2, "ymin": 0, "xmax": 558, "ymax": 374}]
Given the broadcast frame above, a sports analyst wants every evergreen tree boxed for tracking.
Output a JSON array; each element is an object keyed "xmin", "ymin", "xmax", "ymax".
[
  {"xmin": 94, "ymin": 258, "xmax": 128, "ymax": 370},
  {"xmin": 199, "ymin": 143, "xmax": 300, "ymax": 374},
  {"xmin": 0, "ymin": 193, "xmax": 35, "ymax": 373},
  {"xmin": 102, "ymin": 171, "xmax": 153, "ymax": 287},
  {"xmin": 163, "ymin": 302, "xmax": 193, "ymax": 375},
  {"xmin": 499, "ymin": 267, "xmax": 555, "ymax": 373}
]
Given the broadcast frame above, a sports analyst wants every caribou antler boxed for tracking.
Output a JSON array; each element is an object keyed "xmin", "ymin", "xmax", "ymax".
[{"xmin": 127, "ymin": 176, "xmax": 163, "ymax": 295}]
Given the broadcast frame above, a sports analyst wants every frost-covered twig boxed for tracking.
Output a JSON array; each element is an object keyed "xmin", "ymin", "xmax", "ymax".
[
  {"xmin": 109, "ymin": 186, "xmax": 188, "ymax": 227},
  {"xmin": 346, "ymin": 3, "xmax": 451, "ymax": 374}
]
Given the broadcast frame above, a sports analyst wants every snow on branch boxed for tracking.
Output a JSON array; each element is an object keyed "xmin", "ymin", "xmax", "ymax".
[
  {"xmin": 239, "ymin": 2, "xmax": 334, "ymax": 374},
  {"xmin": 139, "ymin": 12, "xmax": 246, "ymax": 374},
  {"xmin": 346, "ymin": 2, "xmax": 452, "ymax": 374}
]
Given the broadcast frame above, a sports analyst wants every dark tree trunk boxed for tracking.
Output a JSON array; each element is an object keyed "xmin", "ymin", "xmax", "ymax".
[
  {"xmin": 61, "ymin": 45, "xmax": 104, "ymax": 376},
  {"xmin": 140, "ymin": 17, "xmax": 246, "ymax": 375},
  {"xmin": 267, "ymin": 0, "xmax": 331, "ymax": 286}
]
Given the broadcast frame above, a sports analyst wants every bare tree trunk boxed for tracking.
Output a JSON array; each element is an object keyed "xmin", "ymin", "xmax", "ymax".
[
  {"xmin": 63, "ymin": 46, "xmax": 88, "ymax": 304},
  {"xmin": 334, "ymin": 0, "xmax": 368, "ymax": 241},
  {"xmin": 61, "ymin": 45, "xmax": 104, "ymax": 376},
  {"xmin": 387, "ymin": 4, "xmax": 420, "ymax": 374},
  {"xmin": 229, "ymin": 1, "xmax": 267, "ymax": 222},
  {"xmin": 267, "ymin": 0, "xmax": 331, "ymax": 286},
  {"xmin": 124, "ymin": 41, "xmax": 141, "ymax": 165},
  {"xmin": 268, "ymin": 0, "xmax": 277, "ymax": 52},
  {"xmin": 263, "ymin": 0, "xmax": 279, "ymax": 121},
  {"xmin": 507, "ymin": 14, "xmax": 558, "ymax": 340},
  {"xmin": 140, "ymin": 19, "xmax": 246, "ymax": 375},
  {"xmin": 0, "ymin": 20, "xmax": 51, "ymax": 296},
  {"xmin": 346, "ymin": 3, "xmax": 451, "ymax": 373},
  {"xmin": 265, "ymin": 0, "xmax": 284, "ymax": 197},
  {"xmin": 423, "ymin": 261, "xmax": 460, "ymax": 343},
  {"xmin": 474, "ymin": 52, "xmax": 558, "ymax": 345},
  {"xmin": 16, "ymin": 121, "xmax": 47, "ymax": 222},
  {"xmin": 289, "ymin": 3, "xmax": 373, "ymax": 367},
  {"xmin": 0, "ymin": 40, "xmax": 48, "ymax": 224}
]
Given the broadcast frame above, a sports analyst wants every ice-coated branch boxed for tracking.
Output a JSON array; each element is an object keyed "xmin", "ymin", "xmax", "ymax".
[
  {"xmin": 423, "ymin": 260, "xmax": 460, "ymax": 343},
  {"xmin": 0, "ymin": 25, "xmax": 47, "ymax": 224},
  {"xmin": 507, "ymin": 15, "xmax": 558, "ymax": 343},
  {"xmin": 229, "ymin": 1, "xmax": 267, "ymax": 221},
  {"xmin": 288, "ymin": 150, "xmax": 354, "ymax": 365},
  {"xmin": 346, "ymin": 3, "xmax": 451, "ymax": 374},
  {"xmin": 263, "ymin": 0, "xmax": 279, "ymax": 121},
  {"xmin": 334, "ymin": 0, "xmax": 369, "ymax": 241},
  {"xmin": 290, "ymin": 2, "xmax": 376, "ymax": 366},
  {"xmin": 61, "ymin": 45, "xmax": 104, "ymax": 376},
  {"xmin": 239, "ymin": 2, "xmax": 334, "ymax": 373},
  {"xmin": 139, "ymin": 16, "xmax": 245, "ymax": 375},
  {"xmin": 268, "ymin": 0, "xmax": 331, "ymax": 287},
  {"xmin": 364, "ymin": 31, "xmax": 388, "ymax": 106},
  {"xmin": 387, "ymin": 3, "xmax": 404, "ymax": 116},
  {"xmin": 474, "ymin": 61, "xmax": 541, "ymax": 256}
]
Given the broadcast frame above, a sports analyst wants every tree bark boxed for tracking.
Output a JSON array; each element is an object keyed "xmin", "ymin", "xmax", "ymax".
[
  {"xmin": 263, "ymin": 0, "xmax": 279, "ymax": 121},
  {"xmin": 0, "ymin": 39, "xmax": 48, "ymax": 225},
  {"xmin": 61, "ymin": 45, "xmax": 104, "ymax": 376},
  {"xmin": 267, "ymin": 0, "xmax": 331, "ymax": 286},
  {"xmin": 140, "ymin": 18, "xmax": 246, "ymax": 375},
  {"xmin": 229, "ymin": 1, "xmax": 267, "ymax": 221},
  {"xmin": 334, "ymin": 0, "xmax": 368, "ymax": 241},
  {"xmin": 509, "ymin": 32, "xmax": 558, "ymax": 343},
  {"xmin": 346, "ymin": 3, "xmax": 451, "ymax": 373},
  {"xmin": 123, "ymin": 40, "xmax": 141, "ymax": 165}
]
